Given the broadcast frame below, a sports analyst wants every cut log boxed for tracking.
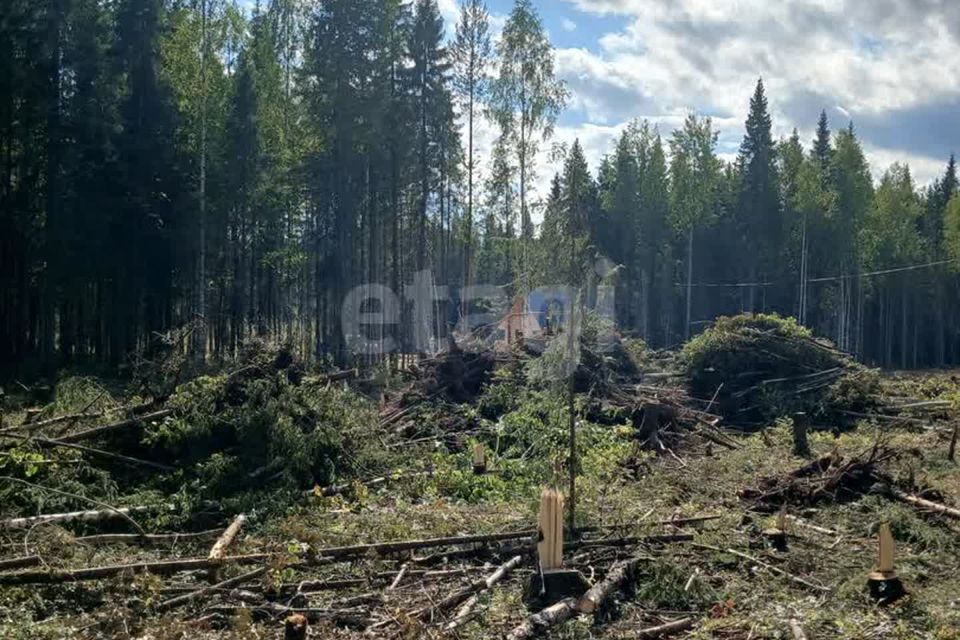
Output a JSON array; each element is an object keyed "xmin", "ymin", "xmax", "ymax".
[
  {"xmin": 59, "ymin": 409, "xmax": 173, "ymax": 443},
  {"xmin": 636, "ymin": 617, "xmax": 695, "ymax": 638},
  {"xmin": 0, "ymin": 505, "xmax": 157, "ymax": 530},
  {"xmin": 887, "ymin": 486, "xmax": 960, "ymax": 520},
  {"xmin": 577, "ymin": 555, "xmax": 648, "ymax": 614},
  {"xmin": 209, "ymin": 514, "xmax": 247, "ymax": 561},
  {"xmin": 506, "ymin": 598, "xmax": 577, "ymax": 640},
  {"xmin": 158, "ymin": 566, "xmax": 267, "ymax": 611},
  {"xmin": 0, "ymin": 553, "xmax": 269, "ymax": 585}
]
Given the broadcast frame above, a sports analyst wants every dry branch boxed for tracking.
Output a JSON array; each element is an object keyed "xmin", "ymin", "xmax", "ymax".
[
  {"xmin": 309, "ymin": 529, "xmax": 536, "ymax": 561},
  {"xmin": 0, "ymin": 553, "xmax": 269, "ymax": 585},
  {"xmin": 789, "ymin": 618, "xmax": 809, "ymax": 640},
  {"xmin": 0, "ymin": 505, "xmax": 155, "ymax": 530},
  {"xmin": 635, "ymin": 617, "xmax": 696, "ymax": 638},
  {"xmin": 75, "ymin": 529, "xmax": 222, "ymax": 546},
  {"xmin": 0, "ymin": 432, "xmax": 173, "ymax": 471},
  {"xmin": 506, "ymin": 598, "xmax": 578, "ymax": 640},
  {"xmin": 59, "ymin": 409, "xmax": 173, "ymax": 443},
  {"xmin": 414, "ymin": 554, "xmax": 522, "ymax": 622},
  {"xmin": 693, "ymin": 543, "xmax": 830, "ymax": 592},
  {"xmin": 0, "ymin": 555, "xmax": 41, "ymax": 571},
  {"xmin": 887, "ymin": 486, "xmax": 960, "ymax": 519}
]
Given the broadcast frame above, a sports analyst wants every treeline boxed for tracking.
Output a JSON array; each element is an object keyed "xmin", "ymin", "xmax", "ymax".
[
  {"xmin": 1, "ymin": 0, "xmax": 958, "ymax": 378},
  {"xmin": 551, "ymin": 82, "xmax": 960, "ymax": 369}
]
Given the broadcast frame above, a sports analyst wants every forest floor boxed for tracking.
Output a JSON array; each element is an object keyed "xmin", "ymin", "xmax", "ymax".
[{"xmin": 1, "ymin": 320, "xmax": 959, "ymax": 639}]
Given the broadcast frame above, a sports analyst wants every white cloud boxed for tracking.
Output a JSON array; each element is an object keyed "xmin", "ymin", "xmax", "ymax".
[
  {"xmin": 561, "ymin": 18, "xmax": 578, "ymax": 32},
  {"xmin": 553, "ymin": 0, "xmax": 960, "ymax": 186}
]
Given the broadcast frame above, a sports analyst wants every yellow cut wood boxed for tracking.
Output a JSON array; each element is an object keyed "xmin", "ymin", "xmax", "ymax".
[
  {"xmin": 877, "ymin": 522, "xmax": 895, "ymax": 574},
  {"xmin": 538, "ymin": 488, "xmax": 564, "ymax": 570},
  {"xmin": 777, "ymin": 505, "xmax": 787, "ymax": 533},
  {"xmin": 473, "ymin": 443, "xmax": 486, "ymax": 468}
]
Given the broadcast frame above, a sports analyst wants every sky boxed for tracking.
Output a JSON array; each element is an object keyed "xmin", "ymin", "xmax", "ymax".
[{"xmin": 437, "ymin": 0, "xmax": 960, "ymax": 210}]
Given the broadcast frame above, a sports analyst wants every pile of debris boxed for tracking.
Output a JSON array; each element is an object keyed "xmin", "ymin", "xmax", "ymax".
[{"xmin": 683, "ymin": 313, "xmax": 881, "ymax": 427}]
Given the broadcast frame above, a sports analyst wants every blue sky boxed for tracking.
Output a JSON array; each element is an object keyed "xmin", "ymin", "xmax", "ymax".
[{"xmin": 437, "ymin": 0, "xmax": 960, "ymax": 200}]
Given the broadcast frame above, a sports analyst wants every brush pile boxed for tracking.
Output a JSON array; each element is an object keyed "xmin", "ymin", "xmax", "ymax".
[
  {"xmin": 739, "ymin": 444, "xmax": 903, "ymax": 511},
  {"xmin": 683, "ymin": 313, "xmax": 881, "ymax": 426}
]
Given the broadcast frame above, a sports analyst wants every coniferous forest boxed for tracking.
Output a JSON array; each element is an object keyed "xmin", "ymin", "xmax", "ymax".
[{"xmin": 3, "ymin": 0, "xmax": 960, "ymax": 379}]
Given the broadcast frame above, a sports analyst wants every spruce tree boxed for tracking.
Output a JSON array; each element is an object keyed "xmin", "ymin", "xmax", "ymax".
[{"xmin": 737, "ymin": 78, "xmax": 781, "ymax": 311}]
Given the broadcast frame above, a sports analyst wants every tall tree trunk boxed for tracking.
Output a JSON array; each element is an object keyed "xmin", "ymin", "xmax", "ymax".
[
  {"xmin": 685, "ymin": 228, "xmax": 694, "ymax": 340},
  {"xmin": 196, "ymin": 0, "xmax": 208, "ymax": 360}
]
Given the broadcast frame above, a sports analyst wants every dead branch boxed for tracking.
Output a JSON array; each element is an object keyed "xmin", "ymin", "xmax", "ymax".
[
  {"xmin": 413, "ymin": 554, "xmax": 522, "ymax": 623},
  {"xmin": 635, "ymin": 617, "xmax": 696, "ymax": 638},
  {"xmin": 0, "ymin": 555, "xmax": 41, "ymax": 571},
  {"xmin": 58, "ymin": 409, "xmax": 173, "ymax": 443},
  {"xmin": 692, "ymin": 543, "xmax": 830, "ymax": 592},
  {"xmin": 74, "ymin": 529, "xmax": 222, "ymax": 546},
  {"xmin": 0, "ymin": 553, "xmax": 270, "ymax": 585},
  {"xmin": 0, "ymin": 432, "xmax": 174, "ymax": 471},
  {"xmin": 886, "ymin": 486, "xmax": 960, "ymax": 520},
  {"xmin": 0, "ymin": 478, "xmax": 151, "ymax": 535},
  {"xmin": 506, "ymin": 598, "xmax": 578, "ymax": 640},
  {"xmin": 309, "ymin": 529, "xmax": 536, "ymax": 561}
]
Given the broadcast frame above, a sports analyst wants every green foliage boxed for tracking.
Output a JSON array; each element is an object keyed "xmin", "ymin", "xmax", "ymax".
[
  {"xmin": 150, "ymin": 346, "xmax": 376, "ymax": 503},
  {"xmin": 633, "ymin": 558, "xmax": 720, "ymax": 610},
  {"xmin": 683, "ymin": 313, "xmax": 879, "ymax": 424}
]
